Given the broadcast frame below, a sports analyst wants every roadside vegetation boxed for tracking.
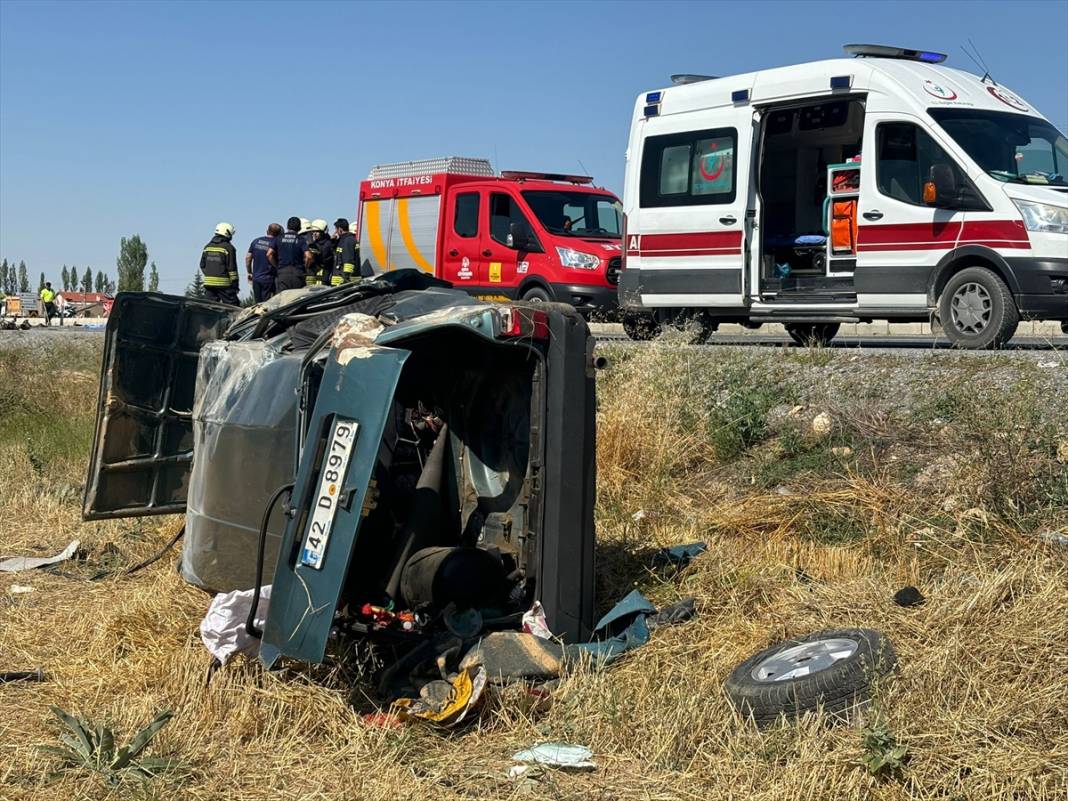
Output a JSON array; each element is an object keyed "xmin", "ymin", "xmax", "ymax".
[{"xmin": 1, "ymin": 335, "xmax": 1065, "ymax": 800}]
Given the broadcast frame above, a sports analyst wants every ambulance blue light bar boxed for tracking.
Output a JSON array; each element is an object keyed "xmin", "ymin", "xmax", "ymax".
[
  {"xmin": 830, "ymin": 75, "xmax": 852, "ymax": 89},
  {"xmin": 645, "ymin": 91, "xmax": 662, "ymax": 104},
  {"xmin": 844, "ymin": 44, "xmax": 947, "ymax": 63},
  {"xmin": 731, "ymin": 89, "xmax": 749, "ymax": 103}
]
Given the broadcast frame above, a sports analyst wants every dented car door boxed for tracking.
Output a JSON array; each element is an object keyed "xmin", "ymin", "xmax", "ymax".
[{"xmin": 83, "ymin": 293, "xmax": 236, "ymax": 519}]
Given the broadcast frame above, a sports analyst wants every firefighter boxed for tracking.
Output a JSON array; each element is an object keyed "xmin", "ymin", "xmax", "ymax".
[
  {"xmin": 246, "ymin": 223, "xmax": 281, "ymax": 303},
  {"xmin": 39, "ymin": 282, "xmax": 58, "ymax": 325},
  {"xmin": 306, "ymin": 219, "xmax": 335, "ymax": 286},
  {"xmin": 274, "ymin": 216, "xmax": 309, "ymax": 292},
  {"xmin": 200, "ymin": 222, "xmax": 240, "ymax": 305},
  {"xmin": 333, "ymin": 218, "xmax": 359, "ymax": 285}
]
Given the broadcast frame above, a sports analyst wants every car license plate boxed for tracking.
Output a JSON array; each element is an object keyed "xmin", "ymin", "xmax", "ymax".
[{"xmin": 300, "ymin": 417, "xmax": 359, "ymax": 569}]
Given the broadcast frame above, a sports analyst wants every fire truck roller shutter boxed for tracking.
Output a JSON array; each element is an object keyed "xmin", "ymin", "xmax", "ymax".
[
  {"xmin": 361, "ymin": 198, "xmax": 395, "ymax": 274},
  {"xmin": 391, "ymin": 196, "xmax": 439, "ymax": 274}
]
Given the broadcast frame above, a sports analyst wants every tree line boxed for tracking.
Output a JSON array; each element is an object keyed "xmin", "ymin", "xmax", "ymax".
[{"xmin": 1, "ymin": 234, "xmax": 161, "ymax": 297}]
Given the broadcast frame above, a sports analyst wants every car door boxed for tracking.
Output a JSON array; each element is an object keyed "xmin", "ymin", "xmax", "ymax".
[
  {"xmin": 481, "ymin": 191, "xmax": 532, "ymax": 296},
  {"xmin": 440, "ymin": 189, "xmax": 484, "ymax": 288},
  {"xmin": 83, "ymin": 293, "xmax": 237, "ymax": 519},
  {"xmin": 855, "ymin": 114, "xmax": 971, "ymax": 311},
  {"xmin": 632, "ymin": 118, "xmax": 751, "ymax": 307}
]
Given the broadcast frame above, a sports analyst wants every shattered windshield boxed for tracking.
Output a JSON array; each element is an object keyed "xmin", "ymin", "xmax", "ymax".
[
  {"xmin": 929, "ymin": 108, "xmax": 1068, "ymax": 186},
  {"xmin": 521, "ymin": 191, "xmax": 622, "ymax": 238}
]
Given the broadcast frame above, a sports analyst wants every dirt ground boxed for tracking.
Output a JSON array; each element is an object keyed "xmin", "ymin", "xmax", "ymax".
[{"xmin": 1, "ymin": 334, "xmax": 1066, "ymax": 801}]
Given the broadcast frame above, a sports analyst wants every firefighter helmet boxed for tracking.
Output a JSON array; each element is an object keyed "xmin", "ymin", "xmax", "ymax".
[
  {"xmin": 299, "ymin": 218, "xmax": 311, "ymax": 234},
  {"xmin": 214, "ymin": 222, "xmax": 235, "ymax": 238},
  {"xmin": 311, "ymin": 218, "xmax": 328, "ymax": 232}
]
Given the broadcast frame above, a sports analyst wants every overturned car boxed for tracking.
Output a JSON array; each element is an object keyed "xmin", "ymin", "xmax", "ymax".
[{"xmin": 83, "ymin": 272, "xmax": 597, "ymax": 671}]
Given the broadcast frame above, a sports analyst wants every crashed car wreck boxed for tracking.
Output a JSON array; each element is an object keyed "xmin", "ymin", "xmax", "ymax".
[{"xmin": 82, "ymin": 271, "xmax": 597, "ymax": 684}]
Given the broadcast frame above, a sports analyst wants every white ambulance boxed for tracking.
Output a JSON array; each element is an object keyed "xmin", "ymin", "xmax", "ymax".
[{"xmin": 619, "ymin": 44, "xmax": 1068, "ymax": 347}]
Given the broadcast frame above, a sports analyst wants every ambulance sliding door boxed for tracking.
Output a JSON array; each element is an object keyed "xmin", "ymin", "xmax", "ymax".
[{"xmin": 359, "ymin": 195, "xmax": 441, "ymax": 275}]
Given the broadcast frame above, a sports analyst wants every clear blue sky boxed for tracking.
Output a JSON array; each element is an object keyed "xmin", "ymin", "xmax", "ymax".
[{"xmin": 2, "ymin": 0, "xmax": 1066, "ymax": 294}]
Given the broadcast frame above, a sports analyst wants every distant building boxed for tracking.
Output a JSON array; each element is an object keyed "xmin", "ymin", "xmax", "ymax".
[{"xmin": 57, "ymin": 291, "xmax": 113, "ymax": 317}]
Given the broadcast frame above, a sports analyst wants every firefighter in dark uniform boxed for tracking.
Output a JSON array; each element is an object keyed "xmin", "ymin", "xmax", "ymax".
[
  {"xmin": 307, "ymin": 219, "xmax": 335, "ymax": 286},
  {"xmin": 200, "ymin": 222, "xmax": 240, "ymax": 305},
  {"xmin": 274, "ymin": 216, "xmax": 309, "ymax": 292},
  {"xmin": 333, "ymin": 218, "xmax": 359, "ymax": 285},
  {"xmin": 299, "ymin": 219, "xmax": 318, "ymax": 286}
]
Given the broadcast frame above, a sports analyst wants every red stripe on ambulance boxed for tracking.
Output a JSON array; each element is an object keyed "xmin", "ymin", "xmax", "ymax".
[{"xmin": 630, "ymin": 231, "xmax": 743, "ymax": 257}]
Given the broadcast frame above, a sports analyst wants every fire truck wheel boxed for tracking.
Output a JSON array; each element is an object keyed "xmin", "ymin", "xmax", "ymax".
[
  {"xmin": 520, "ymin": 285, "xmax": 553, "ymax": 303},
  {"xmin": 725, "ymin": 628, "xmax": 897, "ymax": 727},
  {"xmin": 785, "ymin": 323, "xmax": 839, "ymax": 347},
  {"xmin": 938, "ymin": 266, "xmax": 1019, "ymax": 349},
  {"xmin": 623, "ymin": 312, "xmax": 661, "ymax": 341}
]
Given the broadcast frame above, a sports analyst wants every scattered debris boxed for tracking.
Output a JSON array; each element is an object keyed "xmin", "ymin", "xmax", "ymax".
[
  {"xmin": 0, "ymin": 667, "xmax": 45, "ymax": 684},
  {"xmin": 521, "ymin": 601, "xmax": 553, "ymax": 640},
  {"xmin": 1056, "ymin": 439, "xmax": 1068, "ymax": 465},
  {"xmin": 0, "ymin": 540, "xmax": 80, "ymax": 573},
  {"xmin": 652, "ymin": 542, "xmax": 707, "ymax": 567},
  {"xmin": 461, "ymin": 632, "xmax": 563, "ymax": 683},
  {"xmin": 1037, "ymin": 529, "xmax": 1068, "ymax": 549},
  {"xmin": 893, "ymin": 586, "xmax": 926, "ymax": 607},
  {"xmin": 392, "ymin": 665, "xmax": 487, "ymax": 728},
  {"xmin": 199, "ymin": 585, "xmax": 271, "ymax": 666},
  {"xmin": 509, "ymin": 743, "xmax": 596, "ymax": 777},
  {"xmin": 9, "ymin": 584, "xmax": 35, "ymax": 594}
]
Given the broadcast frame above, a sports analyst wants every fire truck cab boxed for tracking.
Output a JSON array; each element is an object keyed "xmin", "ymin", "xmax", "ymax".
[
  {"xmin": 358, "ymin": 157, "xmax": 622, "ymax": 315},
  {"xmin": 619, "ymin": 45, "xmax": 1068, "ymax": 348}
]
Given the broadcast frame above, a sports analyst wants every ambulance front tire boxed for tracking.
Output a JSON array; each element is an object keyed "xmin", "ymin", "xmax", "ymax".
[
  {"xmin": 623, "ymin": 311, "xmax": 661, "ymax": 341},
  {"xmin": 785, "ymin": 322, "xmax": 839, "ymax": 347},
  {"xmin": 938, "ymin": 266, "xmax": 1019, "ymax": 349},
  {"xmin": 521, "ymin": 285, "xmax": 553, "ymax": 303}
]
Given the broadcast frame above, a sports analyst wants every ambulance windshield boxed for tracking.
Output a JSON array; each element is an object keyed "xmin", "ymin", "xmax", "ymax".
[
  {"xmin": 521, "ymin": 191, "xmax": 623, "ymax": 238},
  {"xmin": 929, "ymin": 108, "xmax": 1068, "ymax": 186}
]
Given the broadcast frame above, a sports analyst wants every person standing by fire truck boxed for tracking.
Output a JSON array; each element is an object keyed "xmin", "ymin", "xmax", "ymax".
[
  {"xmin": 200, "ymin": 223, "xmax": 239, "ymax": 305},
  {"xmin": 274, "ymin": 217, "xmax": 309, "ymax": 292},
  {"xmin": 333, "ymin": 218, "xmax": 358, "ymax": 285}
]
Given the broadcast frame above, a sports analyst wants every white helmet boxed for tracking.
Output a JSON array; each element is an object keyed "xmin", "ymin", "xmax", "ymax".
[
  {"xmin": 299, "ymin": 218, "xmax": 311, "ymax": 234},
  {"xmin": 215, "ymin": 222, "xmax": 235, "ymax": 238},
  {"xmin": 311, "ymin": 218, "xmax": 328, "ymax": 233}
]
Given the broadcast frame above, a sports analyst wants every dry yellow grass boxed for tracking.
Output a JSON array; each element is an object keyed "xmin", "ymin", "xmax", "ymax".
[{"xmin": 1, "ymin": 336, "xmax": 1066, "ymax": 800}]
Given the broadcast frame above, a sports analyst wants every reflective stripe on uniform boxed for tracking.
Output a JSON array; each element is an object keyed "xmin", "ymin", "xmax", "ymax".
[
  {"xmin": 305, "ymin": 275, "xmax": 318, "ymax": 286},
  {"xmin": 203, "ymin": 276, "xmax": 231, "ymax": 287},
  {"xmin": 342, "ymin": 263, "xmax": 356, "ymax": 274},
  {"xmin": 330, "ymin": 274, "xmax": 344, "ymax": 285},
  {"xmin": 203, "ymin": 246, "xmax": 230, "ymax": 254}
]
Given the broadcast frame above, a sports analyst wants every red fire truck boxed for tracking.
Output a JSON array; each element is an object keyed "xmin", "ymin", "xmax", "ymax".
[{"xmin": 356, "ymin": 157, "xmax": 622, "ymax": 314}]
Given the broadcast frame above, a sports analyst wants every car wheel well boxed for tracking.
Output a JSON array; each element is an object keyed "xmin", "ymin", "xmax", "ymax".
[
  {"xmin": 517, "ymin": 277, "xmax": 553, "ymax": 297},
  {"xmin": 932, "ymin": 254, "xmax": 1014, "ymax": 304}
]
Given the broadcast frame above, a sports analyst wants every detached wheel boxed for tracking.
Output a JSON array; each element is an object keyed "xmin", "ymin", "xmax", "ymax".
[
  {"xmin": 785, "ymin": 322, "xmax": 839, "ymax": 346},
  {"xmin": 521, "ymin": 285, "xmax": 553, "ymax": 303},
  {"xmin": 938, "ymin": 266, "xmax": 1018, "ymax": 349},
  {"xmin": 725, "ymin": 628, "xmax": 896, "ymax": 727},
  {"xmin": 622, "ymin": 312, "xmax": 661, "ymax": 341}
]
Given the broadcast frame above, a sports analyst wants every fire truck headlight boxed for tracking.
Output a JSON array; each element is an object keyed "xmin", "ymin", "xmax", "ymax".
[
  {"xmin": 555, "ymin": 246, "xmax": 602, "ymax": 270},
  {"xmin": 1013, "ymin": 199, "xmax": 1068, "ymax": 234}
]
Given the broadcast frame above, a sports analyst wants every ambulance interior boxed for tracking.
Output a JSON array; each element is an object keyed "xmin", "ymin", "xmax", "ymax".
[{"xmin": 758, "ymin": 98, "xmax": 865, "ymax": 297}]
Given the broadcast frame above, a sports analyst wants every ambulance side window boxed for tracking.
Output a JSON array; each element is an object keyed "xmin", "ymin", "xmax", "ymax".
[
  {"xmin": 640, "ymin": 128, "xmax": 737, "ymax": 207},
  {"xmin": 454, "ymin": 193, "xmax": 479, "ymax": 238},
  {"xmin": 876, "ymin": 122, "xmax": 970, "ymax": 207}
]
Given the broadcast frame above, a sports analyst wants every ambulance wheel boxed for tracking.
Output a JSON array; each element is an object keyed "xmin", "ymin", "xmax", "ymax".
[
  {"xmin": 623, "ymin": 312, "xmax": 661, "ymax": 341},
  {"xmin": 521, "ymin": 285, "xmax": 552, "ymax": 303},
  {"xmin": 785, "ymin": 323, "xmax": 839, "ymax": 347},
  {"xmin": 938, "ymin": 266, "xmax": 1019, "ymax": 349},
  {"xmin": 725, "ymin": 628, "xmax": 897, "ymax": 727},
  {"xmin": 670, "ymin": 311, "xmax": 719, "ymax": 343}
]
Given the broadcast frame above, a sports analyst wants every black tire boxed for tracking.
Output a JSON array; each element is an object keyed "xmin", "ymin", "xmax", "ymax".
[
  {"xmin": 725, "ymin": 628, "xmax": 896, "ymax": 727},
  {"xmin": 622, "ymin": 312, "xmax": 661, "ymax": 341},
  {"xmin": 669, "ymin": 311, "xmax": 719, "ymax": 344},
  {"xmin": 785, "ymin": 322, "xmax": 840, "ymax": 347},
  {"xmin": 521, "ymin": 285, "xmax": 553, "ymax": 303},
  {"xmin": 1060, "ymin": 321, "xmax": 1067, "ymax": 336},
  {"xmin": 937, "ymin": 266, "xmax": 1019, "ymax": 349}
]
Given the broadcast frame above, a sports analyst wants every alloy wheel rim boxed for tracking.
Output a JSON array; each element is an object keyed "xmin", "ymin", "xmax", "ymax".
[
  {"xmin": 950, "ymin": 282, "xmax": 992, "ymax": 334},
  {"xmin": 751, "ymin": 637, "xmax": 859, "ymax": 682}
]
